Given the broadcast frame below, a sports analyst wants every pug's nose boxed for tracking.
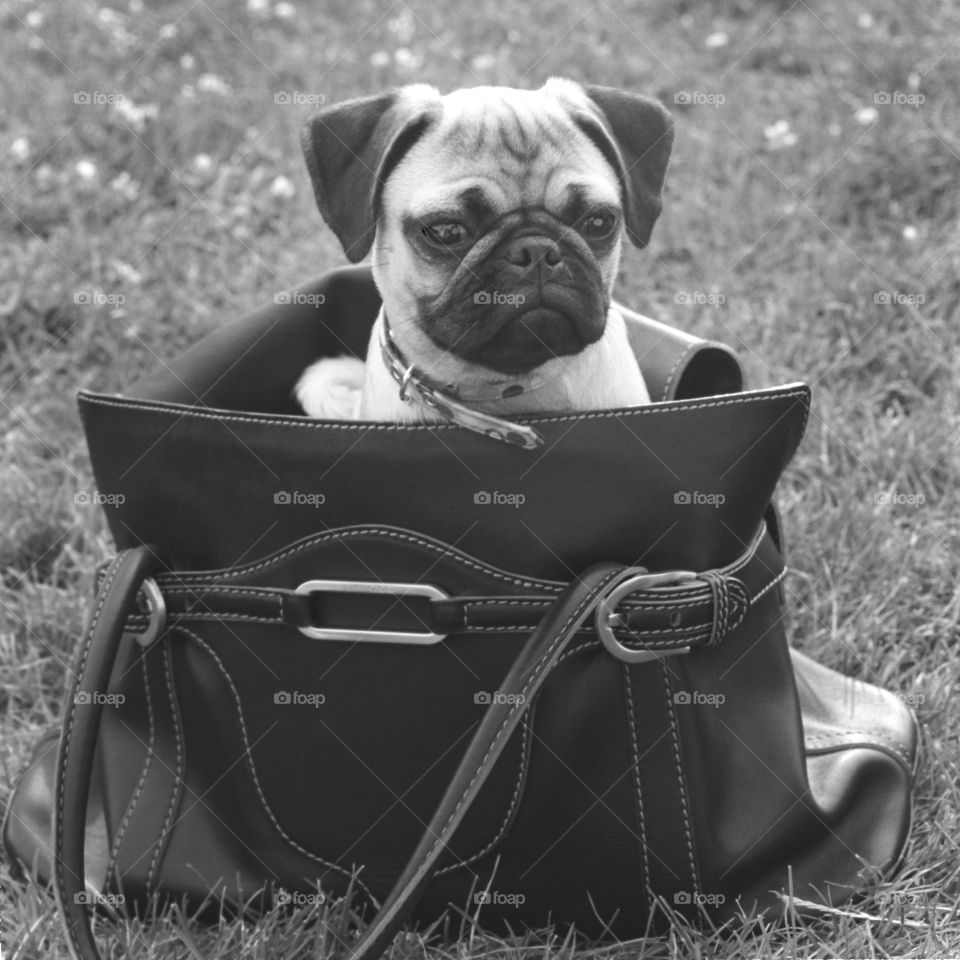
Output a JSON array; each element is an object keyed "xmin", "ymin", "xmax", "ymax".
[{"xmin": 504, "ymin": 235, "xmax": 563, "ymax": 272}]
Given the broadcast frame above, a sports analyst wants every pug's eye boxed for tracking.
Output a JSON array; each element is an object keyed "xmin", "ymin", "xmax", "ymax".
[
  {"xmin": 422, "ymin": 221, "xmax": 468, "ymax": 247},
  {"xmin": 580, "ymin": 212, "xmax": 617, "ymax": 241}
]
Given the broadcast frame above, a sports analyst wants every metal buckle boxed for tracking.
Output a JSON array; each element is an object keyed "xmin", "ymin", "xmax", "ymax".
[
  {"xmin": 134, "ymin": 577, "xmax": 168, "ymax": 647},
  {"xmin": 294, "ymin": 580, "xmax": 449, "ymax": 644},
  {"xmin": 595, "ymin": 568, "xmax": 697, "ymax": 663}
]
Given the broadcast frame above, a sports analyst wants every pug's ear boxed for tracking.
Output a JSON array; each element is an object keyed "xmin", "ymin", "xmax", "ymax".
[
  {"xmin": 569, "ymin": 83, "xmax": 675, "ymax": 249},
  {"xmin": 300, "ymin": 88, "xmax": 439, "ymax": 262}
]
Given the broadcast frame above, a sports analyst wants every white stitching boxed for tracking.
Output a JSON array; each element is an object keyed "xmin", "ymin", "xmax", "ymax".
[
  {"xmin": 107, "ymin": 652, "xmax": 156, "ymax": 876},
  {"xmin": 622, "ymin": 666, "xmax": 651, "ymax": 898},
  {"xmin": 435, "ymin": 703, "xmax": 535, "ymax": 876},
  {"xmin": 752, "ymin": 568, "xmax": 787, "ymax": 603},
  {"xmin": 661, "ymin": 666, "xmax": 701, "ymax": 893},
  {"xmin": 174, "ymin": 626, "xmax": 376, "ymax": 901},
  {"xmin": 660, "ymin": 342, "xmax": 698, "ymax": 402},
  {"xmin": 804, "ymin": 731, "xmax": 914, "ymax": 768},
  {"xmin": 137, "ymin": 614, "xmax": 286, "ymax": 624},
  {"xmin": 55, "ymin": 552, "xmax": 125, "ymax": 901},
  {"xmin": 465, "ymin": 624, "xmax": 712, "ymax": 640},
  {"xmin": 166, "ymin": 527, "xmax": 557, "ymax": 592},
  {"xmin": 80, "ymin": 386, "xmax": 810, "ymax": 428},
  {"xmin": 145, "ymin": 640, "xmax": 184, "ymax": 893}
]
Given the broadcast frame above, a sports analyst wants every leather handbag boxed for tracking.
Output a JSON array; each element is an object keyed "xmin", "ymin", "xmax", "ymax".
[{"xmin": 3, "ymin": 266, "xmax": 918, "ymax": 960}]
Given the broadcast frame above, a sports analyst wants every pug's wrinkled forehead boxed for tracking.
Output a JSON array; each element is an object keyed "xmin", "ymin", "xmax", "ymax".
[{"xmin": 380, "ymin": 82, "xmax": 623, "ymax": 236}]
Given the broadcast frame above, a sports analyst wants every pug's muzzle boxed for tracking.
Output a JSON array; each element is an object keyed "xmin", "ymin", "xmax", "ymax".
[{"xmin": 415, "ymin": 211, "xmax": 610, "ymax": 375}]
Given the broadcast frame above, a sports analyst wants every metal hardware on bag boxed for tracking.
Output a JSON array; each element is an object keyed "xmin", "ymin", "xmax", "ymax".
[
  {"xmin": 134, "ymin": 577, "xmax": 167, "ymax": 647},
  {"xmin": 595, "ymin": 568, "xmax": 698, "ymax": 663},
  {"xmin": 294, "ymin": 579, "xmax": 449, "ymax": 644}
]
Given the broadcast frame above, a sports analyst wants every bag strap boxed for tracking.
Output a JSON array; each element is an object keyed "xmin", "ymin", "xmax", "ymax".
[
  {"xmin": 344, "ymin": 562, "xmax": 628, "ymax": 960},
  {"xmin": 54, "ymin": 557, "xmax": 642, "ymax": 960},
  {"xmin": 53, "ymin": 546, "xmax": 164, "ymax": 960}
]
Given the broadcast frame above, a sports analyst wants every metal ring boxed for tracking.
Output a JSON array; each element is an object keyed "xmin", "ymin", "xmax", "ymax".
[{"xmin": 134, "ymin": 577, "xmax": 167, "ymax": 647}]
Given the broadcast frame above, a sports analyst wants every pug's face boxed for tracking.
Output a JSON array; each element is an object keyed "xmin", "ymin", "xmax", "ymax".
[{"xmin": 301, "ymin": 79, "xmax": 673, "ymax": 379}]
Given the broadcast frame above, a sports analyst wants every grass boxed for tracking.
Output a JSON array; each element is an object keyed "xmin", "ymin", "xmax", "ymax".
[{"xmin": 2, "ymin": 0, "xmax": 960, "ymax": 957}]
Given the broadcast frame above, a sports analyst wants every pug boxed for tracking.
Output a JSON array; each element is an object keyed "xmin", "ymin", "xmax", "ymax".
[{"xmin": 294, "ymin": 79, "xmax": 674, "ymax": 445}]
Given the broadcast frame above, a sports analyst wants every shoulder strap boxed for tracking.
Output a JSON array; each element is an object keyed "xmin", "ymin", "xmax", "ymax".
[
  {"xmin": 53, "ymin": 546, "xmax": 163, "ymax": 960},
  {"xmin": 344, "ymin": 562, "xmax": 629, "ymax": 960}
]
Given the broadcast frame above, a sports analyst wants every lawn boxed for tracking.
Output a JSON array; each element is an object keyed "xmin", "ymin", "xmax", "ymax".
[{"xmin": 2, "ymin": 0, "xmax": 959, "ymax": 957}]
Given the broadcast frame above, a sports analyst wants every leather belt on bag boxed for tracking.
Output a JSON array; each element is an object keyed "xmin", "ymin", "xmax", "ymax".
[{"xmin": 110, "ymin": 531, "xmax": 780, "ymax": 661}]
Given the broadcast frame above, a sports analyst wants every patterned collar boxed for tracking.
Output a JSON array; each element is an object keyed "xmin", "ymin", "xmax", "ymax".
[{"xmin": 379, "ymin": 316, "xmax": 544, "ymax": 450}]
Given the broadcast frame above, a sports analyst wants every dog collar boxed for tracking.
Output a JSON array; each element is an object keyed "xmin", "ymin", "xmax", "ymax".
[{"xmin": 379, "ymin": 319, "xmax": 545, "ymax": 450}]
